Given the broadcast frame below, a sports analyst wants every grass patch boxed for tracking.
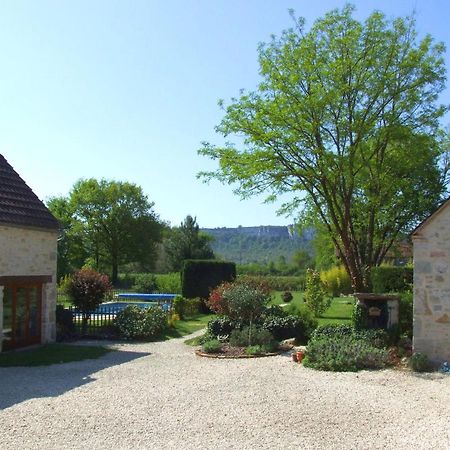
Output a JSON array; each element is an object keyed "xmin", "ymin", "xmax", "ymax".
[
  {"xmin": 0, "ymin": 344, "xmax": 111, "ymax": 367},
  {"xmin": 161, "ymin": 313, "xmax": 214, "ymax": 341},
  {"xmin": 318, "ymin": 296, "xmax": 354, "ymax": 326}
]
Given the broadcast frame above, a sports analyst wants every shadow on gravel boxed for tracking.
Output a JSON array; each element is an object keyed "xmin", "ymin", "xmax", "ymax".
[{"xmin": 0, "ymin": 349, "xmax": 150, "ymax": 410}]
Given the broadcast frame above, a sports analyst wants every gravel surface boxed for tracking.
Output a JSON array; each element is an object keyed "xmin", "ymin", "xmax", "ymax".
[{"xmin": 1, "ymin": 332, "xmax": 450, "ymax": 450}]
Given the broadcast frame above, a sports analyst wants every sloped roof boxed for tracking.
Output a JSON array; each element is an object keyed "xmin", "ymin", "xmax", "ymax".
[
  {"xmin": 0, "ymin": 154, "xmax": 59, "ymax": 230},
  {"xmin": 412, "ymin": 197, "xmax": 450, "ymax": 237}
]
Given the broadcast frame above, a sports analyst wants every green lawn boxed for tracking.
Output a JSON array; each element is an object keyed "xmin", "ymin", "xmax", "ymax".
[
  {"xmin": 271, "ymin": 291, "xmax": 354, "ymax": 326},
  {"xmin": 0, "ymin": 344, "xmax": 111, "ymax": 367},
  {"xmin": 161, "ymin": 313, "xmax": 214, "ymax": 340}
]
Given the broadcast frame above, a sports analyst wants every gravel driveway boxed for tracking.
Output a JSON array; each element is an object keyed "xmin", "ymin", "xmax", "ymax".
[{"xmin": 1, "ymin": 332, "xmax": 450, "ymax": 450}]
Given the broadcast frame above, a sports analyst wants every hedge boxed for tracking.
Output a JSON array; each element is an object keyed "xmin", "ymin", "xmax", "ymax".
[
  {"xmin": 370, "ymin": 266, "xmax": 413, "ymax": 293},
  {"xmin": 181, "ymin": 260, "xmax": 236, "ymax": 301}
]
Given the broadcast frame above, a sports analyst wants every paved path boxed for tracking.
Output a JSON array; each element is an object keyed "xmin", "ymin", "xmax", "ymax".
[{"xmin": 1, "ymin": 332, "xmax": 450, "ymax": 450}]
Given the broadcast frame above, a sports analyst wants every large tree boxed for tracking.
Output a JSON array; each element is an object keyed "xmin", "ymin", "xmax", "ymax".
[
  {"xmin": 164, "ymin": 215, "xmax": 215, "ymax": 271},
  {"xmin": 49, "ymin": 179, "xmax": 164, "ymax": 284},
  {"xmin": 199, "ymin": 6, "xmax": 448, "ymax": 291}
]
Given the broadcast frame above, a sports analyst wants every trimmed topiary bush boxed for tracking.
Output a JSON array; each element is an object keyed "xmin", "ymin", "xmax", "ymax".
[{"xmin": 181, "ymin": 260, "xmax": 236, "ymax": 310}]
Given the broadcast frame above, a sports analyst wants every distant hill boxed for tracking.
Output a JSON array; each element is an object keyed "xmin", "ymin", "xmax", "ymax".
[{"xmin": 201, "ymin": 225, "xmax": 314, "ymax": 264}]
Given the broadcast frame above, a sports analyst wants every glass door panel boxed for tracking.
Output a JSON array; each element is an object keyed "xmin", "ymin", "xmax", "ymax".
[
  {"xmin": 29, "ymin": 287, "xmax": 41, "ymax": 339},
  {"xmin": 2, "ymin": 287, "xmax": 13, "ymax": 350},
  {"xmin": 2, "ymin": 283, "xmax": 42, "ymax": 350}
]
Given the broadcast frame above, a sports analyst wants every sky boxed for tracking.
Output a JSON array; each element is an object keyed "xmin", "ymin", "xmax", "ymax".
[{"xmin": 0, "ymin": 0, "xmax": 449, "ymax": 228}]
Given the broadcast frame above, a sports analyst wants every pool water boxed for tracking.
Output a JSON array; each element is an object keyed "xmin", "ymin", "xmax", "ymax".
[{"xmin": 95, "ymin": 301, "xmax": 170, "ymax": 314}]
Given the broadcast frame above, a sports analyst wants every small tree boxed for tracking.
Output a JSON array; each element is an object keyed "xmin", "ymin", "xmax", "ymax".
[
  {"xmin": 304, "ymin": 269, "xmax": 331, "ymax": 318},
  {"xmin": 223, "ymin": 283, "xmax": 270, "ymax": 345},
  {"xmin": 66, "ymin": 269, "xmax": 112, "ymax": 333}
]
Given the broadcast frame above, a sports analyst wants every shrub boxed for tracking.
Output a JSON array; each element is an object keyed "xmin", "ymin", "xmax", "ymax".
[
  {"xmin": 237, "ymin": 275, "xmax": 304, "ymax": 291},
  {"xmin": 55, "ymin": 305, "xmax": 75, "ymax": 341},
  {"xmin": 409, "ymin": 352, "xmax": 430, "ymax": 372},
  {"xmin": 172, "ymin": 296, "xmax": 186, "ymax": 318},
  {"xmin": 284, "ymin": 304, "xmax": 318, "ymax": 342},
  {"xmin": 66, "ymin": 269, "xmax": 112, "ymax": 313},
  {"xmin": 263, "ymin": 315, "xmax": 310, "ymax": 343},
  {"xmin": 311, "ymin": 324, "xmax": 389, "ymax": 349},
  {"xmin": 173, "ymin": 296, "xmax": 202, "ymax": 319},
  {"xmin": 320, "ymin": 266, "xmax": 352, "ymax": 296},
  {"xmin": 114, "ymin": 305, "xmax": 167, "ymax": 340},
  {"xmin": 142, "ymin": 307, "xmax": 168, "ymax": 337},
  {"xmin": 303, "ymin": 335, "xmax": 388, "ymax": 372},
  {"xmin": 181, "ymin": 260, "xmax": 236, "ymax": 302},
  {"xmin": 132, "ymin": 273, "xmax": 158, "ymax": 293},
  {"xmin": 154, "ymin": 273, "xmax": 181, "ymax": 294},
  {"xmin": 114, "ymin": 306, "xmax": 145, "ymax": 339},
  {"xmin": 202, "ymin": 339, "xmax": 222, "ymax": 354},
  {"xmin": 352, "ymin": 302, "xmax": 367, "ymax": 330},
  {"xmin": 304, "ymin": 269, "xmax": 331, "ymax": 317},
  {"xmin": 229, "ymin": 327, "xmax": 277, "ymax": 350},
  {"xmin": 310, "ymin": 324, "xmax": 355, "ymax": 341},
  {"xmin": 282, "ymin": 291, "xmax": 293, "ymax": 302},
  {"xmin": 167, "ymin": 313, "xmax": 180, "ymax": 328},
  {"xmin": 370, "ymin": 266, "xmax": 413, "ymax": 293},
  {"xmin": 207, "ymin": 316, "xmax": 237, "ymax": 339},
  {"xmin": 207, "ymin": 282, "xmax": 233, "ymax": 316},
  {"xmin": 399, "ymin": 292, "xmax": 413, "ymax": 337},
  {"xmin": 245, "ymin": 345, "xmax": 263, "ymax": 355}
]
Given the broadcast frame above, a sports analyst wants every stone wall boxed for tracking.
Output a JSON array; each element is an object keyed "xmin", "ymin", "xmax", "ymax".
[
  {"xmin": 413, "ymin": 204, "xmax": 450, "ymax": 363},
  {"xmin": 0, "ymin": 224, "xmax": 58, "ymax": 351}
]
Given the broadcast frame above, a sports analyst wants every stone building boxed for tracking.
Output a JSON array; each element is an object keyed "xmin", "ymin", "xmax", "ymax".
[
  {"xmin": 412, "ymin": 198, "xmax": 450, "ymax": 363},
  {"xmin": 0, "ymin": 155, "xmax": 59, "ymax": 351}
]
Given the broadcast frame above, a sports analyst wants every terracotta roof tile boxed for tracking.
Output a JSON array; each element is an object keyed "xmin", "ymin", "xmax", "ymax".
[{"xmin": 0, "ymin": 154, "xmax": 59, "ymax": 230}]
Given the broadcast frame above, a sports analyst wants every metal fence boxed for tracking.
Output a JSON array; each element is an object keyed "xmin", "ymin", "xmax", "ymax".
[{"xmin": 68, "ymin": 306, "xmax": 119, "ymax": 336}]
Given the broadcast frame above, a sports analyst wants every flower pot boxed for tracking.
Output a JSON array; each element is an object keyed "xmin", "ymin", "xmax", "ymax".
[
  {"xmin": 292, "ymin": 352, "xmax": 298, "ymax": 362},
  {"xmin": 296, "ymin": 350, "xmax": 305, "ymax": 363}
]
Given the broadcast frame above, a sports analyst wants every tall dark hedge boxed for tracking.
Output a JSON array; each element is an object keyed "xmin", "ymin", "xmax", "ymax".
[
  {"xmin": 370, "ymin": 266, "xmax": 413, "ymax": 293},
  {"xmin": 181, "ymin": 260, "xmax": 236, "ymax": 301}
]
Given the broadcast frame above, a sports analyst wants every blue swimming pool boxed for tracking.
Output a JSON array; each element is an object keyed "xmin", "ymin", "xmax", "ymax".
[{"xmin": 87, "ymin": 301, "xmax": 171, "ymax": 314}]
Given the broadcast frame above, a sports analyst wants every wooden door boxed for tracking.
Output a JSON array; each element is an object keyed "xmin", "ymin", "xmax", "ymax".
[{"xmin": 2, "ymin": 283, "xmax": 42, "ymax": 350}]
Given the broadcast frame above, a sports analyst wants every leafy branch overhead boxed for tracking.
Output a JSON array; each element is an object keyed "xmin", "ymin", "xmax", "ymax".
[{"xmin": 199, "ymin": 5, "xmax": 448, "ymax": 291}]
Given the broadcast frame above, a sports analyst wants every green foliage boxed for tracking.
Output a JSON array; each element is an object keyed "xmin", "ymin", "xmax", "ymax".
[
  {"xmin": 207, "ymin": 316, "xmax": 237, "ymax": 339},
  {"xmin": 320, "ymin": 266, "xmax": 352, "ymax": 296},
  {"xmin": 409, "ymin": 352, "xmax": 430, "ymax": 372},
  {"xmin": 202, "ymin": 339, "xmax": 222, "ymax": 354},
  {"xmin": 304, "ymin": 269, "xmax": 331, "ymax": 317},
  {"xmin": 114, "ymin": 305, "xmax": 167, "ymax": 340},
  {"xmin": 245, "ymin": 345, "xmax": 264, "ymax": 355},
  {"xmin": 181, "ymin": 260, "xmax": 236, "ymax": 302},
  {"xmin": 66, "ymin": 269, "xmax": 112, "ymax": 314},
  {"xmin": 55, "ymin": 305, "xmax": 75, "ymax": 341},
  {"xmin": 199, "ymin": 5, "xmax": 447, "ymax": 292},
  {"xmin": 311, "ymin": 325, "xmax": 389, "ymax": 349},
  {"xmin": 154, "ymin": 273, "xmax": 181, "ymax": 294},
  {"xmin": 173, "ymin": 296, "xmax": 201, "ymax": 319},
  {"xmin": 132, "ymin": 273, "xmax": 158, "ymax": 293},
  {"xmin": 204, "ymin": 226, "xmax": 313, "ymax": 268},
  {"xmin": 284, "ymin": 304, "xmax": 318, "ymax": 339},
  {"xmin": 352, "ymin": 303, "xmax": 367, "ymax": 330},
  {"xmin": 281, "ymin": 291, "xmax": 293, "ymax": 302},
  {"xmin": 229, "ymin": 327, "xmax": 277, "ymax": 350},
  {"xmin": 371, "ymin": 266, "xmax": 413, "ymax": 293},
  {"xmin": 165, "ymin": 215, "xmax": 215, "ymax": 272},
  {"xmin": 223, "ymin": 282, "xmax": 270, "ymax": 324},
  {"xmin": 399, "ymin": 292, "xmax": 413, "ymax": 338},
  {"xmin": 237, "ymin": 275, "xmax": 304, "ymax": 291},
  {"xmin": 303, "ymin": 335, "xmax": 388, "ymax": 372},
  {"xmin": 262, "ymin": 314, "xmax": 315, "ymax": 344},
  {"xmin": 48, "ymin": 179, "xmax": 164, "ymax": 283}
]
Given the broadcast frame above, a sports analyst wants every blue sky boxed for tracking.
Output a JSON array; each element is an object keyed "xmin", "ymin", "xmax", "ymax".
[{"xmin": 1, "ymin": 0, "xmax": 449, "ymax": 227}]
